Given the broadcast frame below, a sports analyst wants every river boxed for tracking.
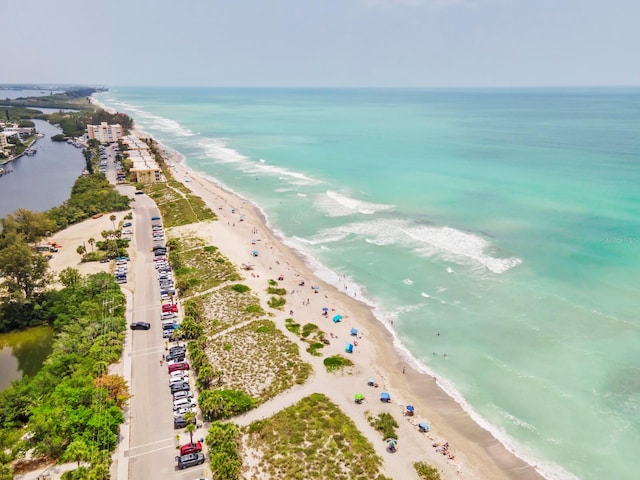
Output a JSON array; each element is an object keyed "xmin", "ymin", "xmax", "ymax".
[
  {"xmin": 0, "ymin": 119, "xmax": 86, "ymax": 218},
  {"xmin": 0, "ymin": 325, "xmax": 54, "ymax": 390}
]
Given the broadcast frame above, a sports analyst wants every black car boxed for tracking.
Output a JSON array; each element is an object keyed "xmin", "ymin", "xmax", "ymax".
[
  {"xmin": 134, "ymin": 190, "xmax": 144, "ymax": 195},
  {"xmin": 169, "ymin": 345, "xmax": 186, "ymax": 354},
  {"xmin": 170, "ymin": 382, "xmax": 190, "ymax": 394},
  {"xmin": 174, "ymin": 416, "xmax": 198, "ymax": 430},
  {"xmin": 176, "ymin": 452, "xmax": 204, "ymax": 469},
  {"xmin": 130, "ymin": 322, "xmax": 151, "ymax": 330}
]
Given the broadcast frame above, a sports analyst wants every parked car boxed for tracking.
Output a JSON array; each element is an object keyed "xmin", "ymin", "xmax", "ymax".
[
  {"xmin": 169, "ymin": 375, "xmax": 188, "ymax": 386},
  {"xmin": 170, "ymin": 370, "xmax": 189, "ymax": 379},
  {"xmin": 174, "ymin": 417, "xmax": 198, "ymax": 431},
  {"xmin": 172, "ymin": 390, "xmax": 194, "ymax": 402},
  {"xmin": 179, "ymin": 442, "xmax": 203, "ymax": 456},
  {"xmin": 166, "ymin": 352, "xmax": 186, "ymax": 363},
  {"xmin": 130, "ymin": 322, "xmax": 151, "ymax": 330},
  {"xmin": 162, "ymin": 304, "xmax": 178, "ymax": 313},
  {"xmin": 168, "ymin": 361, "xmax": 190, "ymax": 373},
  {"xmin": 151, "ymin": 216, "xmax": 161, "ymax": 221},
  {"xmin": 123, "ymin": 222, "xmax": 132, "ymax": 227},
  {"xmin": 135, "ymin": 190, "xmax": 144, "ymax": 195},
  {"xmin": 169, "ymin": 345, "xmax": 186, "ymax": 354},
  {"xmin": 173, "ymin": 397, "xmax": 197, "ymax": 411},
  {"xmin": 170, "ymin": 382, "xmax": 190, "ymax": 394}
]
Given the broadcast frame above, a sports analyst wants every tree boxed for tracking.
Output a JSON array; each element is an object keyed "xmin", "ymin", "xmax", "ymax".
[
  {"xmin": 109, "ymin": 214, "xmax": 116, "ymax": 231},
  {"xmin": 184, "ymin": 411, "xmax": 196, "ymax": 444},
  {"xmin": 88, "ymin": 238, "xmax": 95, "ymax": 252},
  {"xmin": 76, "ymin": 245, "xmax": 86, "ymax": 257},
  {"xmin": 59, "ymin": 267, "xmax": 83, "ymax": 289},
  {"xmin": 196, "ymin": 363, "xmax": 216, "ymax": 390},
  {"xmin": 0, "ymin": 240, "xmax": 51, "ymax": 299},
  {"xmin": 61, "ymin": 438, "xmax": 91, "ymax": 468},
  {"xmin": 93, "ymin": 374, "xmax": 130, "ymax": 408},
  {"xmin": 0, "ymin": 208, "xmax": 56, "ymax": 245}
]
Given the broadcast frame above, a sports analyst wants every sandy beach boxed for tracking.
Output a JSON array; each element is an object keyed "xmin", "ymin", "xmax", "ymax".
[
  {"xmin": 44, "ymin": 115, "xmax": 544, "ymax": 478},
  {"xmin": 155, "ymin": 139, "xmax": 544, "ymax": 479}
]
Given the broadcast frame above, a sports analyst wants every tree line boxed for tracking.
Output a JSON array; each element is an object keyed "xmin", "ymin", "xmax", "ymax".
[{"xmin": 0, "ymin": 174, "xmax": 130, "ymax": 332}]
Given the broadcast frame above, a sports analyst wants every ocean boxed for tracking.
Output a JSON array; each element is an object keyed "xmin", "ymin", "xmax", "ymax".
[{"xmin": 94, "ymin": 87, "xmax": 640, "ymax": 480}]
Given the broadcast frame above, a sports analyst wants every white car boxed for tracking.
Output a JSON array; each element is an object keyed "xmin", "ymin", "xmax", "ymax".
[
  {"xmin": 173, "ymin": 407, "xmax": 197, "ymax": 417},
  {"xmin": 169, "ymin": 375, "xmax": 188, "ymax": 386},
  {"xmin": 122, "ymin": 228, "xmax": 133, "ymax": 234},
  {"xmin": 170, "ymin": 370, "xmax": 189, "ymax": 379}
]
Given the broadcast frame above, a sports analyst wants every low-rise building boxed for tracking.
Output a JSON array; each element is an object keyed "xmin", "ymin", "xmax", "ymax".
[{"xmin": 120, "ymin": 135, "xmax": 162, "ymax": 183}]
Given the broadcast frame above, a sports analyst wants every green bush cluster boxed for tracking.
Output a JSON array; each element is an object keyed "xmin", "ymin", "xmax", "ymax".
[
  {"xmin": 0, "ymin": 273, "xmax": 128, "ymax": 477},
  {"xmin": 367, "ymin": 412, "xmax": 399, "ymax": 440},
  {"xmin": 206, "ymin": 422, "xmax": 241, "ymax": 480},
  {"xmin": 267, "ymin": 296, "xmax": 286, "ymax": 309},
  {"xmin": 323, "ymin": 355, "xmax": 354, "ymax": 373},
  {"xmin": 414, "ymin": 462, "xmax": 442, "ymax": 480}
]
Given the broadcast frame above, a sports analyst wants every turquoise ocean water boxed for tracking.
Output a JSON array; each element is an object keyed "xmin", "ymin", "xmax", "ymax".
[{"xmin": 95, "ymin": 87, "xmax": 640, "ymax": 480}]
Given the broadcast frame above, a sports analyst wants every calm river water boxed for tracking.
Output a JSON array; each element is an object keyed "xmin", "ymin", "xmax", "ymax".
[{"xmin": 0, "ymin": 325, "xmax": 54, "ymax": 390}]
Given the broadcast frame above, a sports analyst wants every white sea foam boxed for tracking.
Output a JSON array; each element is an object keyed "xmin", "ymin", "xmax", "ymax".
[
  {"xmin": 310, "ymin": 218, "xmax": 522, "ymax": 274},
  {"xmin": 315, "ymin": 190, "xmax": 395, "ymax": 217},
  {"xmin": 198, "ymin": 139, "xmax": 320, "ymax": 186},
  {"xmin": 403, "ymin": 278, "xmax": 414, "ymax": 285}
]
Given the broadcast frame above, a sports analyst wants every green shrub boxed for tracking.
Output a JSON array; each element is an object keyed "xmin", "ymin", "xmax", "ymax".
[
  {"xmin": 230, "ymin": 284, "xmax": 250, "ymax": 293},
  {"xmin": 323, "ymin": 355, "xmax": 353, "ymax": 373},
  {"xmin": 367, "ymin": 412, "xmax": 398, "ymax": 440},
  {"xmin": 306, "ymin": 342, "xmax": 325, "ymax": 356},
  {"xmin": 266, "ymin": 286, "xmax": 287, "ymax": 295},
  {"xmin": 267, "ymin": 296, "xmax": 286, "ymax": 309},
  {"xmin": 414, "ymin": 462, "xmax": 442, "ymax": 480},
  {"xmin": 285, "ymin": 318, "xmax": 300, "ymax": 336},
  {"xmin": 268, "ymin": 279, "xmax": 277, "ymax": 286},
  {"xmin": 301, "ymin": 323, "xmax": 318, "ymax": 338},
  {"xmin": 245, "ymin": 304, "xmax": 265, "ymax": 315}
]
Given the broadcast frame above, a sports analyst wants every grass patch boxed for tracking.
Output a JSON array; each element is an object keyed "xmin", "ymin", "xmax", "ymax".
[
  {"xmin": 306, "ymin": 342, "xmax": 325, "ymax": 356},
  {"xmin": 284, "ymin": 318, "xmax": 301, "ymax": 336},
  {"xmin": 171, "ymin": 239, "xmax": 241, "ymax": 296},
  {"xmin": 267, "ymin": 296, "xmax": 286, "ymax": 310},
  {"xmin": 323, "ymin": 355, "xmax": 353, "ymax": 373},
  {"xmin": 301, "ymin": 323, "xmax": 318, "ymax": 338},
  {"xmin": 145, "ymin": 181, "xmax": 216, "ymax": 227},
  {"xmin": 367, "ymin": 412, "xmax": 399, "ymax": 440},
  {"xmin": 191, "ymin": 288, "xmax": 264, "ymax": 335},
  {"xmin": 203, "ymin": 320, "xmax": 312, "ymax": 401},
  {"xmin": 414, "ymin": 462, "xmax": 442, "ymax": 480},
  {"xmin": 230, "ymin": 284, "xmax": 250, "ymax": 293},
  {"xmin": 243, "ymin": 393, "xmax": 391, "ymax": 480},
  {"xmin": 266, "ymin": 286, "xmax": 287, "ymax": 296}
]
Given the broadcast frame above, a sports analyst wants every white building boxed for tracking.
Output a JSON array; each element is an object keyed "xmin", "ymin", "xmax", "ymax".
[{"xmin": 86, "ymin": 122, "xmax": 123, "ymax": 143}]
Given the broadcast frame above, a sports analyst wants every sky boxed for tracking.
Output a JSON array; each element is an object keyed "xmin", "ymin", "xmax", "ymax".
[{"xmin": 2, "ymin": 0, "xmax": 639, "ymax": 88}]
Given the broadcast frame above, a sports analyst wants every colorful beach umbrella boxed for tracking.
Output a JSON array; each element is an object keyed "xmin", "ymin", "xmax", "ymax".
[
  {"xmin": 354, "ymin": 393, "xmax": 364, "ymax": 401},
  {"xmin": 385, "ymin": 438, "xmax": 398, "ymax": 450},
  {"xmin": 333, "ymin": 314, "xmax": 342, "ymax": 322}
]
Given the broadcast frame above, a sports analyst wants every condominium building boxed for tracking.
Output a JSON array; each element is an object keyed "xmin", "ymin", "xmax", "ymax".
[
  {"xmin": 120, "ymin": 135, "xmax": 162, "ymax": 183},
  {"xmin": 86, "ymin": 122, "xmax": 123, "ymax": 143}
]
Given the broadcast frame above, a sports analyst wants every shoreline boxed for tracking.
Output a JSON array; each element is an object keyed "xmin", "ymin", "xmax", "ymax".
[{"xmin": 142, "ymin": 127, "xmax": 546, "ymax": 479}]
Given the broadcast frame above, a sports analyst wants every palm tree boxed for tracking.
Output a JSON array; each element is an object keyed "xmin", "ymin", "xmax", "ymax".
[
  {"xmin": 61, "ymin": 438, "xmax": 91, "ymax": 468},
  {"xmin": 76, "ymin": 245, "xmax": 86, "ymax": 257},
  {"xmin": 88, "ymin": 237, "xmax": 95, "ymax": 252},
  {"xmin": 110, "ymin": 214, "xmax": 117, "ymax": 231},
  {"xmin": 183, "ymin": 411, "xmax": 197, "ymax": 444}
]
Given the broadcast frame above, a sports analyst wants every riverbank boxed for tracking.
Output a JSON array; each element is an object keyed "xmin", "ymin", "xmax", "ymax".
[{"xmin": 146, "ymin": 130, "xmax": 545, "ymax": 479}]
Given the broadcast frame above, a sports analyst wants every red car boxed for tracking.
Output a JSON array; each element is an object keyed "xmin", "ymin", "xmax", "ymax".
[
  {"xmin": 180, "ymin": 441, "xmax": 203, "ymax": 456},
  {"xmin": 162, "ymin": 303, "xmax": 178, "ymax": 313}
]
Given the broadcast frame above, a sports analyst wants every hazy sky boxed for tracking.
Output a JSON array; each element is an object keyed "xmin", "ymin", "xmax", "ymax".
[{"xmin": 3, "ymin": 0, "xmax": 639, "ymax": 87}]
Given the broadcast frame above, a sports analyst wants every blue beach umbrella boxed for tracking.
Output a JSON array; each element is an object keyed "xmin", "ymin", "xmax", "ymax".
[
  {"xmin": 345, "ymin": 343, "xmax": 354, "ymax": 353},
  {"xmin": 350, "ymin": 328, "xmax": 358, "ymax": 336},
  {"xmin": 322, "ymin": 307, "xmax": 329, "ymax": 312},
  {"xmin": 333, "ymin": 314, "xmax": 342, "ymax": 323},
  {"xmin": 418, "ymin": 422, "xmax": 430, "ymax": 432},
  {"xmin": 406, "ymin": 405, "xmax": 415, "ymax": 412},
  {"xmin": 380, "ymin": 392, "xmax": 391, "ymax": 402}
]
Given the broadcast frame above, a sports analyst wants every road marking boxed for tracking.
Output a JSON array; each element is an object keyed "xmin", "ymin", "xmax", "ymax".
[{"xmin": 126, "ymin": 438, "xmax": 175, "ymax": 458}]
